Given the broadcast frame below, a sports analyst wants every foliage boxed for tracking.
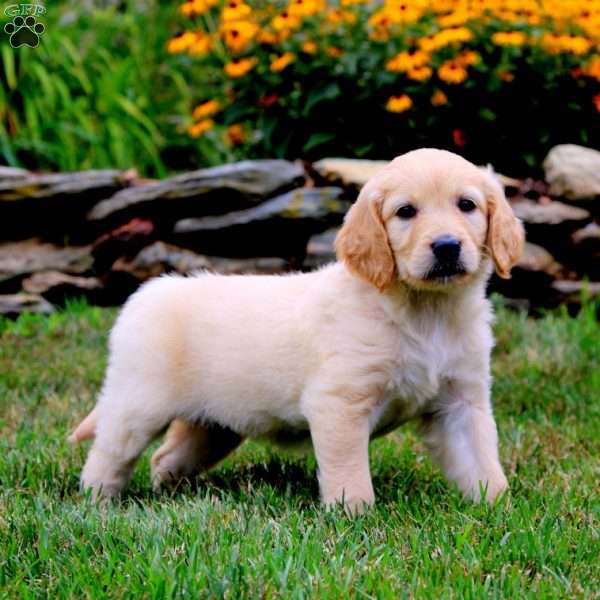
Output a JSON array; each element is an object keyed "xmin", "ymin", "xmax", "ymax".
[
  {"xmin": 170, "ymin": 0, "xmax": 600, "ymax": 175},
  {"xmin": 0, "ymin": 1, "xmax": 231, "ymax": 177},
  {"xmin": 1, "ymin": 299, "xmax": 599, "ymax": 597}
]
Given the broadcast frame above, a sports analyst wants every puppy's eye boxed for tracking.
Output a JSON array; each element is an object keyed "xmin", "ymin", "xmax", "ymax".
[
  {"xmin": 457, "ymin": 197, "xmax": 477, "ymax": 213},
  {"xmin": 396, "ymin": 204, "xmax": 417, "ymax": 219}
]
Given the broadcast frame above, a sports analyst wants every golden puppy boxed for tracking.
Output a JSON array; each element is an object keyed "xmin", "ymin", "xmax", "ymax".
[{"xmin": 71, "ymin": 149, "xmax": 524, "ymax": 512}]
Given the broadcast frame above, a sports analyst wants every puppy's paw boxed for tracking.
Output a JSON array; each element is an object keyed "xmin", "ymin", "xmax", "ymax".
[
  {"xmin": 81, "ymin": 450, "xmax": 129, "ymax": 500},
  {"xmin": 464, "ymin": 473, "xmax": 509, "ymax": 504},
  {"xmin": 323, "ymin": 492, "xmax": 375, "ymax": 516}
]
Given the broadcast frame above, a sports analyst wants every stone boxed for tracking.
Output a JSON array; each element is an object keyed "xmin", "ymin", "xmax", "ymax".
[
  {"xmin": 511, "ymin": 198, "xmax": 590, "ymax": 226},
  {"xmin": 0, "ymin": 293, "xmax": 54, "ymax": 317},
  {"xmin": 543, "ymin": 144, "xmax": 600, "ymax": 201},
  {"xmin": 0, "ymin": 169, "xmax": 129, "ymax": 241},
  {"xmin": 304, "ymin": 228, "xmax": 339, "ymax": 269},
  {"xmin": 172, "ymin": 187, "xmax": 347, "ymax": 260},
  {"xmin": 0, "ymin": 240, "xmax": 92, "ymax": 293},
  {"xmin": 87, "ymin": 160, "xmax": 306, "ymax": 232},
  {"xmin": 313, "ymin": 159, "xmax": 387, "ymax": 188},
  {"xmin": 22, "ymin": 271, "xmax": 103, "ymax": 305},
  {"xmin": 517, "ymin": 242, "xmax": 563, "ymax": 277},
  {"xmin": 91, "ymin": 218, "xmax": 155, "ymax": 272}
]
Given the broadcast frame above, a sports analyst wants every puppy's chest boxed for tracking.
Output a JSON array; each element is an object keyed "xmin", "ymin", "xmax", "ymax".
[{"xmin": 375, "ymin": 328, "xmax": 457, "ymax": 428}]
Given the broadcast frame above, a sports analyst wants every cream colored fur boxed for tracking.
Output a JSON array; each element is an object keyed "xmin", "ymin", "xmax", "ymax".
[{"xmin": 71, "ymin": 148, "xmax": 524, "ymax": 512}]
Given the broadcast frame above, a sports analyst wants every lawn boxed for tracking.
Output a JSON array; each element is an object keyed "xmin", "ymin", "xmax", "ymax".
[{"xmin": 0, "ymin": 300, "xmax": 598, "ymax": 598}]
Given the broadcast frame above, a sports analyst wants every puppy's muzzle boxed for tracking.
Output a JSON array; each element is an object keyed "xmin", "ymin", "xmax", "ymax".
[{"xmin": 427, "ymin": 236, "xmax": 466, "ymax": 279}]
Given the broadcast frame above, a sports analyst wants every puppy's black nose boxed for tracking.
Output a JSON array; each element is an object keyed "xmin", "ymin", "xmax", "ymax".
[{"xmin": 431, "ymin": 236, "xmax": 461, "ymax": 263}]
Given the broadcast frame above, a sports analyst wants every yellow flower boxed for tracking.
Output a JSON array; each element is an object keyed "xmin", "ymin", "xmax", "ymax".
[
  {"xmin": 326, "ymin": 9, "xmax": 357, "ymax": 24},
  {"xmin": 288, "ymin": 0, "xmax": 325, "ymax": 18},
  {"xmin": 386, "ymin": 94, "xmax": 413, "ymax": 113},
  {"xmin": 272, "ymin": 11, "xmax": 301, "ymax": 32},
  {"xmin": 438, "ymin": 61, "xmax": 468, "ymax": 84},
  {"xmin": 192, "ymin": 100, "xmax": 221, "ymax": 120},
  {"xmin": 383, "ymin": 2, "xmax": 423, "ymax": 25},
  {"xmin": 492, "ymin": 31, "xmax": 527, "ymax": 47},
  {"xmin": 407, "ymin": 65, "xmax": 432, "ymax": 81},
  {"xmin": 386, "ymin": 50, "xmax": 430, "ymax": 73},
  {"xmin": 257, "ymin": 29, "xmax": 280, "ymax": 44},
  {"xmin": 226, "ymin": 124, "xmax": 246, "ymax": 145},
  {"xmin": 541, "ymin": 33, "xmax": 593, "ymax": 55},
  {"xmin": 457, "ymin": 50, "xmax": 479, "ymax": 66},
  {"xmin": 180, "ymin": 0, "xmax": 217, "ymax": 16},
  {"xmin": 224, "ymin": 57, "xmax": 258, "ymax": 78},
  {"xmin": 418, "ymin": 27, "xmax": 473, "ymax": 52},
  {"xmin": 189, "ymin": 32, "xmax": 212, "ymax": 55},
  {"xmin": 437, "ymin": 10, "xmax": 473, "ymax": 28},
  {"xmin": 431, "ymin": 90, "xmax": 448, "ymax": 106},
  {"xmin": 585, "ymin": 56, "xmax": 600, "ymax": 80},
  {"xmin": 167, "ymin": 32, "xmax": 196, "ymax": 53},
  {"xmin": 221, "ymin": 0, "xmax": 252, "ymax": 22},
  {"xmin": 302, "ymin": 40, "xmax": 318, "ymax": 54},
  {"xmin": 220, "ymin": 20, "xmax": 258, "ymax": 53},
  {"xmin": 188, "ymin": 119, "xmax": 214, "ymax": 138},
  {"xmin": 271, "ymin": 52, "xmax": 295, "ymax": 72}
]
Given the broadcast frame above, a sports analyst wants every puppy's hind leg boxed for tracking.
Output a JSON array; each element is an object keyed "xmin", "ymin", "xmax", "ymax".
[
  {"xmin": 151, "ymin": 419, "xmax": 242, "ymax": 489},
  {"xmin": 81, "ymin": 385, "xmax": 173, "ymax": 500}
]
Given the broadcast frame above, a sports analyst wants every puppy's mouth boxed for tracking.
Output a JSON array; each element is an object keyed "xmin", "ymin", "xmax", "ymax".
[{"xmin": 425, "ymin": 261, "xmax": 467, "ymax": 281}]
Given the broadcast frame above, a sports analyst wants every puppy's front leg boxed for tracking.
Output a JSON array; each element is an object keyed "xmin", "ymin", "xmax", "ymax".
[
  {"xmin": 307, "ymin": 397, "xmax": 374, "ymax": 514},
  {"xmin": 422, "ymin": 379, "xmax": 508, "ymax": 503}
]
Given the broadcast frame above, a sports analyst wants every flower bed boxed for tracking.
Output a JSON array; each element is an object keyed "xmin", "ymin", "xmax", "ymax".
[{"xmin": 169, "ymin": 0, "xmax": 600, "ymax": 175}]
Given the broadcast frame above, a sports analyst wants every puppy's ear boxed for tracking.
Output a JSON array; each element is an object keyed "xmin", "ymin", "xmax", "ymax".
[
  {"xmin": 335, "ymin": 188, "xmax": 395, "ymax": 291},
  {"xmin": 485, "ymin": 172, "xmax": 525, "ymax": 279}
]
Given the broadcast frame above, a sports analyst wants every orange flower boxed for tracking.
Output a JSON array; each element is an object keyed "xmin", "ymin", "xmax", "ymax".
[
  {"xmin": 302, "ymin": 40, "xmax": 318, "ymax": 54},
  {"xmin": 226, "ymin": 124, "xmax": 246, "ymax": 145},
  {"xmin": 271, "ymin": 52, "xmax": 295, "ymax": 72},
  {"xmin": 431, "ymin": 90, "xmax": 448, "ymax": 106},
  {"xmin": 386, "ymin": 50, "xmax": 430, "ymax": 73},
  {"xmin": 188, "ymin": 119, "xmax": 214, "ymax": 138},
  {"xmin": 386, "ymin": 94, "xmax": 413, "ymax": 113},
  {"xmin": 272, "ymin": 11, "xmax": 301, "ymax": 32},
  {"xmin": 224, "ymin": 57, "xmax": 258, "ymax": 78},
  {"xmin": 407, "ymin": 65, "xmax": 432, "ymax": 81},
  {"xmin": 586, "ymin": 56, "xmax": 600, "ymax": 80},
  {"xmin": 192, "ymin": 100, "xmax": 221, "ymax": 120},
  {"xmin": 221, "ymin": 0, "xmax": 252, "ymax": 22},
  {"xmin": 492, "ymin": 31, "xmax": 527, "ymax": 47},
  {"xmin": 288, "ymin": 0, "xmax": 325, "ymax": 18},
  {"xmin": 221, "ymin": 20, "xmax": 258, "ymax": 53},
  {"xmin": 167, "ymin": 32, "xmax": 196, "ymax": 53},
  {"xmin": 189, "ymin": 32, "xmax": 212, "ymax": 55},
  {"xmin": 438, "ymin": 61, "xmax": 468, "ymax": 84},
  {"xmin": 498, "ymin": 70, "xmax": 515, "ymax": 82},
  {"xmin": 594, "ymin": 94, "xmax": 600, "ymax": 112},
  {"xmin": 457, "ymin": 50, "xmax": 479, "ymax": 66},
  {"xmin": 327, "ymin": 47, "xmax": 344, "ymax": 57}
]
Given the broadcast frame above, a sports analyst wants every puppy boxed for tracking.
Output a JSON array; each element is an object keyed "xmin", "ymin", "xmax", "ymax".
[{"xmin": 71, "ymin": 148, "xmax": 524, "ymax": 512}]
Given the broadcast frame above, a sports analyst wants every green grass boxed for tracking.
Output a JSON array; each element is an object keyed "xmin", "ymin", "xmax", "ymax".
[
  {"xmin": 1, "ymin": 300, "xmax": 599, "ymax": 598},
  {"xmin": 0, "ymin": 1, "xmax": 229, "ymax": 177}
]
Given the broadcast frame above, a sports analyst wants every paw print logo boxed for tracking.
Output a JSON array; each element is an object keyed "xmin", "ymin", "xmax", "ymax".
[{"xmin": 4, "ymin": 15, "xmax": 45, "ymax": 48}]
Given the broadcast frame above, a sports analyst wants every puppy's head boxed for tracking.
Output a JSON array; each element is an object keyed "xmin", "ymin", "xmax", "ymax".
[{"xmin": 335, "ymin": 148, "xmax": 524, "ymax": 292}]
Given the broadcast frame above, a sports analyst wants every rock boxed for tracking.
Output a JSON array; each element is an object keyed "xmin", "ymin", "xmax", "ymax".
[
  {"xmin": 92, "ymin": 218, "xmax": 156, "ymax": 273},
  {"xmin": 551, "ymin": 280, "xmax": 600, "ymax": 298},
  {"xmin": 0, "ymin": 240, "xmax": 93, "ymax": 292},
  {"xmin": 304, "ymin": 228, "xmax": 339, "ymax": 269},
  {"xmin": 511, "ymin": 198, "xmax": 590, "ymax": 226},
  {"xmin": 22, "ymin": 271, "xmax": 103, "ymax": 306},
  {"xmin": 172, "ymin": 187, "xmax": 347, "ymax": 261},
  {"xmin": 0, "ymin": 293, "xmax": 54, "ymax": 317},
  {"xmin": 87, "ymin": 160, "xmax": 306, "ymax": 232},
  {"xmin": 0, "ymin": 166, "xmax": 29, "ymax": 179},
  {"xmin": 543, "ymin": 144, "xmax": 600, "ymax": 201},
  {"xmin": 313, "ymin": 159, "xmax": 387, "ymax": 188},
  {"xmin": 0, "ymin": 169, "xmax": 130, "ymax": 241},
  {"xmin": 517, "ymin": 242, "xmax": 564, "ymax": 277}
]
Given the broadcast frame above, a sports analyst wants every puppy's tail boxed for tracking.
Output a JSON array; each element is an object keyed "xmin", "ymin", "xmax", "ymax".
[{"xmin": 68, "ymin": 407, "xmax": 98, "ymax": 443}]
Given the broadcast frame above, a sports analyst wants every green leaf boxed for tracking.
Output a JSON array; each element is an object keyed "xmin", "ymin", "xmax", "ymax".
[
  {"xmin": 303, "ymin": 82, "xmax": 341, "ymax": 116},
  {"xmin": 302, "ymin": 132, "xmax": 337, "ymax": 153}
]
